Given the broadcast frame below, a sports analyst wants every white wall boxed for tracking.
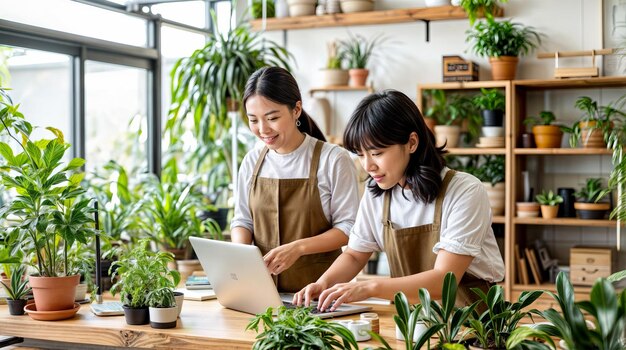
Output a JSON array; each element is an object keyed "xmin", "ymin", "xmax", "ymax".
[{"xmin": 259, "ymin": 0, "xmax": 607, "ymax": 136}]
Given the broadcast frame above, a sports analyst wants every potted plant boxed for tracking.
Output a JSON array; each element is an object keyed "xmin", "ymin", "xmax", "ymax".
[
  {"xmin": 515, "ymin": 201, "xmax": 540, "ymax": 218},
  {"xmin": 321, "ymin": 40, "xmax": 349, "ymax": 86},
  {"xmin": 506, "ymin": 271, "xmax": 626, "ymax": 350},
  {"xmin": 564, "ymin": 96, "xmax": 626, "ymax": 149},
  {"xmin": 466, "ymin": 19, "xmax": 542, "ymax": 80},
  {"xmin": 535, "ymin": 189, "xmax": 563, "ymax": 219},
  {"xmin": 109, "ymin": 239, "xmax": 181, "ymax": 325},
  {"xmin": 464, "ymin": 284, "xmax": 543, "ymax": 349},
  {"xmin": 473, "ymin": 88, "xmax": 505, "ymax": 127},
  {"xmin": 424, "ymin": 89, "xmax": 481, "ymax": 147},
  {"xmin": 0, "ymin": 89, "xmax": 96, "ymax": 313},
  {"xmin": 147, "ymin": 287, "xmax": 178, "ymax": 329},
  {"xmin": 475, "ymin": 155, "xmax": 505, "ymax": 216},
  {"xmin": 573, "ymin": 178, "xmax": 611, "ymax": 220},
  {"xmin": 0, "ymin": 265, "xmax": 31, "ymax": 316},
  {"xmin": 250, "ymin": 0, "xmax": 275, "ymax": 19},
  {"xmin": 457, "ymin": 0, "xmax": 508, "ymax": 26},
  {"xmin": 338, "ymin": 33, "xmax": 384, "ymax": 87},
  {"xmin": 524, "ymin": 111, "xmax": 564, "ymax": 148},
  {"xmin": 246, "ymin": 306, "xmax": 359, "ymax": 350}
]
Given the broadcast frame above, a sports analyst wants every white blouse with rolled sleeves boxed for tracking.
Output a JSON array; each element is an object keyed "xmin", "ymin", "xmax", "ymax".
[
  {"xmin": 347, "ymin": 168, "xmax": 505, "ymax": 282},
  {"xmin": 231, "ymin": 134, "xmax": 360, "ymax": 237}
]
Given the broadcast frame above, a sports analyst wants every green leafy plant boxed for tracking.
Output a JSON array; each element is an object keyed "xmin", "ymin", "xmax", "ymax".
[
  {"xmin": 564, "ymin": 96, "xmax": 626, "ymax": 148},
  {"xmin": 0, "ymin": 88, "xmax": 96, "ymax": 277},
  {"xmin": 466, "ymin": 19, "xmax": 542, "ymax": 58},
  {"xmin": 474, "ymin": 155, "xmax": 505, "ymax": 186},
  {"xmin": 0, "ymin": 264, "xmax": 31, "ymax": 300},
  {"xmin": 339, "ymin": 33, "xmax": 384, "ymax": 69},
  {"xmin": 246, "ymin": 306, "xmax": 359, "ymax": 350},
  {"xmin": 574, "ymin": 178, "xmax": 609, "ymax": 203},
  {"xmin": 464, "ymin": 284, "xmax": 543, "ymax": 349},
  {"xmin": 167, "ymin": 11, "xmax": 292, "ymax": 206},
  {"xmin": 507, "ymin": 272, "xmax": 626, "ymax": 350},
  {"xmin": 459, "ymin": 0, "xmax": 508, "ymax": 26},
  {"xmin": 146, "ymin": 287, "xmax": 176, "ymax": 308},
  {"xmin": 535, "ymin": 190, "xmax": 563, "ymax": 206},
  {"xmin": 473, "ymin": 88, "xmax": 505, "ymax": 111},
  {"xmin": 366, "ymin": 292, "xmax": 444, "ymax": 350},
  {"xmin": 109, "ymin": 239, "xmax": 180, "ymax": 308},
  {"xmin": 250, "ymin": 0, "xmax": 275, "ymax": 19},
  {"xmin": 424, "ymin": 89, "xmax": 481, "ymax": 143},
  {"xmin": 523, "ymin": 111, "xmax": 557, "ymax": 127}
]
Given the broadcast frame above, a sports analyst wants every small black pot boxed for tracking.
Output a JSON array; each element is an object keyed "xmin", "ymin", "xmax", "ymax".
[
  {"xmin": 576, "ymin": 209, "xmax": 608, "ymax": 220},
  {"xmin": 123, "ymin": 305, "xmax": 150, "ymax": 325},
  {"xmin": 482, "ymin": 109, "xmax": 504, "ymax": 127},
  {"xmin": 557, "ymin": 188, "xmax": 576, "ymax": 218},
  {"xmin": 7, "ymin": 299, "xmax": 27, "ymax": 315}
]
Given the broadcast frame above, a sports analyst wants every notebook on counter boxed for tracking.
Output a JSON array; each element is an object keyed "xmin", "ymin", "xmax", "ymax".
[
  {"xmin": 175, "ymin": 288, "xmax": 216, "ymax": 301},
  {"xmin": 189, "ymin": 237, "xmax": 371, "ymax": 319}
]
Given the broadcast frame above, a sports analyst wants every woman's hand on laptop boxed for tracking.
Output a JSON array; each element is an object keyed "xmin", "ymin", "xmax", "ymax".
[
  {"xmin": 292, "ymin": 282, "xmax": 326, "ymax": 307},
  {"xmin": 316, "ymin": 281, "xmax": 373, "ymax": 311},
  {"xmin": 263, "ymin": 242, "xmax": 303, "ymax": 275}
]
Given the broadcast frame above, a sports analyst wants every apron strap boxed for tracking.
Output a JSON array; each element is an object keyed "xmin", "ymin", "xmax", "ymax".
[
  {"xmin": 382, "ymin": 191, "xmax": 392, "ymax": 227},
  {"xmin": 309, "ymin": 140, "xmax": 324, "ymax": 181},
  {"xmin": 432, "ymin": 170, "xmax": 456, "ymax": 230},
  {"xmin": 250, "ymin": 147, "xmax": 270, "ymax": 190}
]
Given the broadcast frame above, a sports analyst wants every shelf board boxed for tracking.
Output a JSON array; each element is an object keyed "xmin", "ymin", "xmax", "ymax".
[
  {"xmin": 446, "ymin": 147, "xmax": 506, "ymax": 155},
  {"xmin": 309, "ymin": 86, "xmax": 373, "ymax": 95},
  {"xmin": 514, "ymin": 76, "xmax": 626, "ymax": 90},
  {"xmin": 514, "ymin": 148, "xmax": 612, "ymax": 155},
  {"xmin": 419, "ymin": 80, "xmax": 510, "ymax": 91},
  {"xmin": 492, "ymin": 215, "xmax": 505, "ymax": 224},
  {"xmin": 250, "ymin": 5, "xmax": 503, "ymax": 31},
  {"xmin": 512, "ymin": 283, "xmax": 591, "ymax": 294},
  {"xmin": 514, "ymin": 217, "xmax": 620, "ymax": 227}
]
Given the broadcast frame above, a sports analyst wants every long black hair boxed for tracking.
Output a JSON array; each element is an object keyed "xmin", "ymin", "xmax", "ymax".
[
  {"xmin": 243, "ymin": 67, "xmax": 325, "ymax": 141},
  {"xmin": 343, "ymin": 90, "xmax": 446, "ymax": 203}
]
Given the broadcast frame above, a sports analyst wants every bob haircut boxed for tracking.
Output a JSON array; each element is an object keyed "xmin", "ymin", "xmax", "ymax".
[
  {"xmin": 343, "ymin": 89, "xmax": 446, "ymax": 203},
  {"xmin": 243, "ymin": 66, "xmax": 325, "ymax": 141}
]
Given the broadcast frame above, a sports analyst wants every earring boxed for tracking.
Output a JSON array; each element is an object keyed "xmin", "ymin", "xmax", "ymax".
[{"xmin": 296, "ymin": 119, "xmax": 301, "ymax": 127}]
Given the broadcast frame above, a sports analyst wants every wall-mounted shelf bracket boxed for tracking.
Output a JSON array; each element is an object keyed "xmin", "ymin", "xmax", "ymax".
[{"xmin": 421, "ymin": 19, "xmax": 431, "ymax": 42}]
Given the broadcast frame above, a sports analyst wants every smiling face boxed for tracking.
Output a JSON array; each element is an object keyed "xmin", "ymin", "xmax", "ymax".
[
  {"xmin": 357, "ymin": 132, "xmax": 418, "ymax": 190},
  {"xmin": 246, "ymin": 95, "xmax": 304, "ymax": 154}
]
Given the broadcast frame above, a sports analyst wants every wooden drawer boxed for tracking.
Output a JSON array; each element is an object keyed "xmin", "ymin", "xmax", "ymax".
[
  {"xmin": 570, "ymin": 248, "xmax": 612, "ymax": 267},
  {"xmin": 570, "ymin": 265, "xmax": 611, "ymax": 286}
]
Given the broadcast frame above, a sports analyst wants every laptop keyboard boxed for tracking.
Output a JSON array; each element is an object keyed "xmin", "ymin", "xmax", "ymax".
[{"xmin": 282, "ymin": 301, "xmax": 333, "ymax": 314}]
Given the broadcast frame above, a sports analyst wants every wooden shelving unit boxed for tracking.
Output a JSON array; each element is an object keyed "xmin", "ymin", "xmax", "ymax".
[
  {"xmin": 418, "ymin": 77, "xmax": 626, "ymax": 300},
  {"xmin": 250, "ymin": 5, "xmax": 503, "ymax": 32}
]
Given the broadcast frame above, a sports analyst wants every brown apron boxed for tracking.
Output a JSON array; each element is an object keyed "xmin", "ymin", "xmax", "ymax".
[
  {"xmin": 382, "ymin": 170, "xmax": 492, "ymax": 309},
  {"xmin": 249, "ymin": 140, "xmax": 342, "ymax": 292}
]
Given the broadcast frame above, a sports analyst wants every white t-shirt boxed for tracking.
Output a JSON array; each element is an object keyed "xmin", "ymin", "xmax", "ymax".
[
  {"xmin": 348, "ymin": 168, "xmax": 505, "ymax": 282},
  {"xmin": 231, "ymin": 134, "xmax": 359, "ymax": 236}
]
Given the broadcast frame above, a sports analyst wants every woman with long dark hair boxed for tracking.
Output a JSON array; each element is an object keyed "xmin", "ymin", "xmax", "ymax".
[
  {"xmin": 294, "ymin": 89, "xmax": 504, "ymax": 309},
  {"xmin": 230, "ymin": 67, "xmax": 359, "ymax": 292}
]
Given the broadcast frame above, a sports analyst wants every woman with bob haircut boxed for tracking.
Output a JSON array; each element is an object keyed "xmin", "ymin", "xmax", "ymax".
[
  {"xmin": 230, "ymin": 67, "xmax": 359, "ymax": 292},
  {"xmin": 293, "ymin": 89, "xmax": 504, "ymax": 309}
]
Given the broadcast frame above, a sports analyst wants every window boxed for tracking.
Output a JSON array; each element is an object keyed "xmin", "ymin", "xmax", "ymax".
[{"xmin": 84, "ymin": 61, "xmax": 148, "ymax": 174}]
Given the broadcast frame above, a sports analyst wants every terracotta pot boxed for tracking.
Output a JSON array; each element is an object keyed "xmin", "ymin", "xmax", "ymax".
[
  {"xmin": 532, "ymin": 125, "xmax": 563, "ymax": 148},
  {"xmin": 176, "ymin": 259, "xmax": 203, "ymax": 285},
  {"xmin": 29, "ymin": 274, "xmax": 80, "ymax": 312},
  {"xmin": 540, "ymin": 204, "xmax": 559, "ymax": 219},
  {"xmin": 489, "ymin": 56, "xmax": 518, "ymax": 80},
  {"xmin": 348, "ymin": 68, "xmax": 369, "ymax": 87},
  {"xmin": 516, "ymin": 202, "xmax": 540, "ymax": 218},
  {"xmin": 424, "ymin": 117, "xmax": 437, "ymax": 134},
  {"xmin": 434, "ymin": 125, "xmax": 461, "ymax": 148},
  {"xmin": 579, "ymin": 121, "xmax": 606, "ymax": 148}
]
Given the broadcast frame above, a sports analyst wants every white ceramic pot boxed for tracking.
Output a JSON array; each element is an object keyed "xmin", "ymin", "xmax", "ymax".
[
  {"xmin": 434, "ymin": 125, "xmax": 461, "ymax": 148},
  {"xmin": 275, "ymin": 0, "xmax": 289, "ymax": 17},
  {"xmin": 395, "ymin": 322, "xmax": 428, "ymax": 342},
  {"xmin": 149, "ymin": 306, "xmax": 178, "ymax": 329},
  {"xmin": 74, "ymin": 283, "xmax": 88, "ymax": 302},
  {"xmin": 340, "ymin": 0, "xmax": 374, "ymax": 13},
  {"xmin": 287, "ymin": 0, "xmax": 317, "ymax": 16},
  {"xmin": 482, "ymin": 126, "xmax": 504, "ymax": 137},
  {"xmin": 320, "ymin": 69, "xmax": 349, "ymax": 86},
  {"xmin": 174, "ymin": 292, "xmax": 184, "ymax": 317}
]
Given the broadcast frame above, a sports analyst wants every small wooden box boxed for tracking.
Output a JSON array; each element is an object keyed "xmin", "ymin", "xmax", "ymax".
[
  {"xmin": 570, "ymin": 247, "xmax": 615, "ymax": 286},
  {"xmin": 442, "ymin": 55, "xmax": 479, "ymax": 82}
]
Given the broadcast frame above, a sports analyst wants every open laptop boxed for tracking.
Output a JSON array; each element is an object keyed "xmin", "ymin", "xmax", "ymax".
[{"xmin": 189, "ymin": 237, "xmax": 371, "ymax": 319}]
